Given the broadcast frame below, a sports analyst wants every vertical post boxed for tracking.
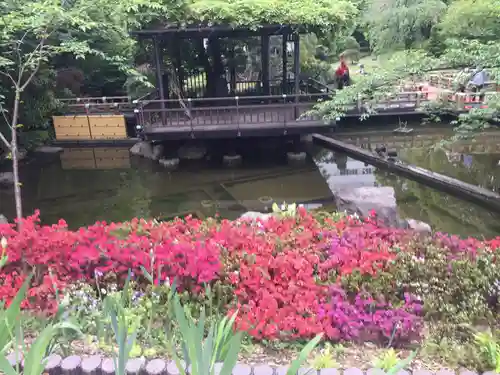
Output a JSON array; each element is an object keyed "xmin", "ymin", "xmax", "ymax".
[
  {"xmin": 153, "ymin": 35, "xmax": 166, "ymax": 125},
  {"xmin": 174, "ymin": 35, "xmax": 184, "ymax": 96},
  {"xmin": 293, "ymin": 33, "xmax": 300, "ymax": 118},
  {"xmin": 282, "ymin": 33, "xmax": 288, "ymax": 94},
  {"xmin": 230, "ymin": 46, "xmax": 236, "ymax": 95},
  {"xmin": 261, "ymin": 34, "xmax": 270, "ymax": 95}
]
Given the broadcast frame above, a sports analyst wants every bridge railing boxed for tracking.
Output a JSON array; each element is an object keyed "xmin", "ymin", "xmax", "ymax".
[
  {"xmin": 428, "ymin": 73, "xmax": 498, "ymax": 92},
  {"xmin": 57, "ymin": 96, "xmax": 134, "ymax": 115},
  {"xmin": 134, "ymin": 93, "xmax": 329, "ymax": 131},
  {"xmin": 439, "ymin": 91, "xmax": 499, "ymax": 111}
]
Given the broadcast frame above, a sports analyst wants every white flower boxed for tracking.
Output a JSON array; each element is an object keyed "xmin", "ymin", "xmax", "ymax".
[{"xmin": 0, "ymin": 237, "xmax": 7, "ymax": 250}]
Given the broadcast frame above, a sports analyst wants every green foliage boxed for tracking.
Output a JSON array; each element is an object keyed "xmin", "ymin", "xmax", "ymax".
[
  {"xmin": 0, "ymin": 322, "xmax": 79, "ymax": 375},
  {"xmin": 103, "ymin": 271, "xmax": 140, "ymax": 375},
  {"xmin": 426, "ymin": 26, "xmax": 446, "ymax": 56},
  {"xmin": 272, "ymin": 202, "xmax": 298, "ymax": 218},
  {"xmin": 363, "ymin": 0, "xmax": 447, "ymax": 52},
  {"xmin": 186, "ymin": 0, "xmax": 358, "ymax": 32},
  {"xmin": 286, "ymin": 334, "xmax": 323, "ymax": 375},
  {"xmin": 373, "ymin": 349, "xmax": 400, "ymax": 371},
  {"xmin": 392, "ymin": 243, "xmax": 500, "ymax": 326},
  {"xmin": 439, "ymin": 0, "xmax": 500, "ymax": 40},
  {"xmin": 310, "ymin": 343, "xmax": 340, "ymax": 369},
  {"xmin": 311, "ymin": 50, "xmax": 436, "ymax": 120},
  {"xmin": 385, "ymin": 351, "xmax": 417, "ymax": 375},
  {"xmin": 474, "ymin": 331, "xmax": 500, "ymax": 372},
  {"xmin": 165, "ymin": 293, "xmax": 242, "ymax": 375}
]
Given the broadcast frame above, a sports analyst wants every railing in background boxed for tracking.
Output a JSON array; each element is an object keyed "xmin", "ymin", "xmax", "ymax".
[
  {"xmin": 428, "ymin": 73, "xmax": 499, "ymax": 92},
  {"xmin": 181, "ymin": 77, "xmax": 330, "ymax": 97},
  {"xmin": 58, "ymin": 96, "xmax": 134, "ymax": 115},
  {"xmin": 440, "ymin": 91, "xmax": 499, "ymax": 110}
]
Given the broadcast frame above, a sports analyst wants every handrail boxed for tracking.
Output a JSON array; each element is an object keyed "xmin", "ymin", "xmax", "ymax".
[
  {"xmin": 58, "ymin": 96, "xmax": 131, "ymax": 104},
  {"xmin": 135, "ymin": 93, "xmax": 329, "ymax": 105}
]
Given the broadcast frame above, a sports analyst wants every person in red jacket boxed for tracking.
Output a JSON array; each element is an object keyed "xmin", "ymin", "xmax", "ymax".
[{"xmin": 335, "ymin": 56, "xmax": 350, "ymax": 89}]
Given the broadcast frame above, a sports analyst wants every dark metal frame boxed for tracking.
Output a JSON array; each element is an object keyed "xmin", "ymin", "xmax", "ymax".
[{"xmin": 133, "ymin": 24, "xmax": 305, "ymax": 131}]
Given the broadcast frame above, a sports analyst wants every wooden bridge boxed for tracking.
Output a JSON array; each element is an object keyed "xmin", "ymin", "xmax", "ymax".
[{"xmin": 52, "ymin": 88, "xmax": 497, "ymax": 142}]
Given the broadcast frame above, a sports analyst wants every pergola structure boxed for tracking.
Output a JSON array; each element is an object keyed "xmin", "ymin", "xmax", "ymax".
[
  {"xmin": 131, "ymin": 24, "xmax": 303, "ymax": 101},
  {"xmin": 130, "ymin": 24, "xmax": 333, "ymax": 139}
]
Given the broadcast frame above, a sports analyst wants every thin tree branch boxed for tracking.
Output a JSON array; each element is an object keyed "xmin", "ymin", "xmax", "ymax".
[
  {"xmin": 20, "ymin": 38, "xmax": 46, "ymax": 91},
  {"xmin": 0, "ymin": 131, "xmax": 11, "ymax": 150},
  {"xmin": 0, "ymin": 102, "xmax": 11, "ymax": 129},
  {"xmin": 20, "ymin": 35, "xmax": 45, "ymax": 79},
  {"xmin": 0, "ymin": 70, "xmax": 17, "ymax": 87},
  {"xmin": 16, "ymin": 31, "xmax": 31, "ymax": 79}
]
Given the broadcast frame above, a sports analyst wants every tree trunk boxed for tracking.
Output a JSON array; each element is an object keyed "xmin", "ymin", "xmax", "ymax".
[{"xmin": 11, "ymin": 90, "xmax": 23, "ymax": 226}]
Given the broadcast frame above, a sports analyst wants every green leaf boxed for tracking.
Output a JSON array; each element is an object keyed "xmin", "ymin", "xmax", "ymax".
[
  {"xmin": 140, "ymin": 266, "xmax": 153, "ymax": 284},
  {"xmin": 286, "ymin": 334, "xmax": 324, "ymax": 375},
  {"xmin": 0, "ymin": 354, "xmax": 18, "ymax": 375},
  {"xmin": 386, "ymin": 351, "xmax": 417, "ymax": 375},
  {"xmin": 218, "ymin": 332, "xmax": 243, "ymax": 375}
]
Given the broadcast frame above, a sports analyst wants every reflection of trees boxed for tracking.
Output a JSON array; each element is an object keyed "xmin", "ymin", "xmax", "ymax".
[
  {"xmin": 375, "ymin": 169, "xmax": 500, "ymax": 238},
  {"xmin": 400, "ymin": 148, "xmax": 500, "ymax": 192},
  {"xmin": 313, "ymin": 148, "xmax": 349, "ymax": 182}
]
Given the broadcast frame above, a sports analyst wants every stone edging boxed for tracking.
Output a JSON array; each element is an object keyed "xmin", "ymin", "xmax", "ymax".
[{"xmin": 6, "ymin": 353, "xmax": 500, "ymax": 375}]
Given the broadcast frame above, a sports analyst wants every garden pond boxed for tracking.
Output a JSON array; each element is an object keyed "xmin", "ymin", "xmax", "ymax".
[{"xmin": 1, "ymin": 126, "xmax": 500, "ymax": 237}]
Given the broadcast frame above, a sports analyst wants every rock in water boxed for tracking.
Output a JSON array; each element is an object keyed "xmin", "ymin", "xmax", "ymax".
[
  {"xmin": 178, "ymin": 144, "xmax": 207, "ymax": 160},
  {"xmin": 0, "ymin": 214, "xmax": 7, "ymax": 224},
  {"xmin": 34, "ymin": 146, "xmax": 63, "ymax": 154},
  {"xmin": 335, "ymin": 186, "xmax": 399, "ymax": 227},
  {"xmin": 0, "ymin": 172, "xmax": 14, "ymax": 186},
  {"xmin": 159, "ymin": 157, "xmax": 180, "ymax": 170},
  {"xmin": 130, "ymin": 141, "xmax": 154, "ymax": 159},
  {"xmin": 238, "ymin": 211, "xmax": 273, "ymax": 222},
  {"xmin": 152, "ymin": 144, "xmax": 165, "ymax": 160},
  {"xmin": 406, "ymin": 218, "xmax": 432, "ymax": 234}
]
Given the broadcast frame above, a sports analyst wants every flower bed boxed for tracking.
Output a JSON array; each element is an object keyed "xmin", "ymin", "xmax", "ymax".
[{"xmin": 0, "ymin": 209, "xmax": 499, "ymax": 350}]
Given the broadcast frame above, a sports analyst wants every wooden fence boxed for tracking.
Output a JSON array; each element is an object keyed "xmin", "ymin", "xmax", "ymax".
[
  {"xmin": 427, "ymin": 73, "xmax": 498, "ymax": 92},
  {"xmin": 6, "ymin": 353, "xmax": 498, "ymax": 375},
  {"xmin": 52, "ymin": 115, "xmax": 128, "ymax": 141}
]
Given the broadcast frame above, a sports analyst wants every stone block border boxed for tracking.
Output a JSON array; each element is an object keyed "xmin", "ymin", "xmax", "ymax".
[{"xmin": 5, "ymin": 353, "xmax": 500, "ymax": 375}]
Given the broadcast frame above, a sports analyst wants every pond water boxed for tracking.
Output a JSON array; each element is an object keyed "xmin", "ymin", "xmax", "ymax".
[{"xmin": 1, "ymin": 127, "xmax": 500, "ymax": 238}]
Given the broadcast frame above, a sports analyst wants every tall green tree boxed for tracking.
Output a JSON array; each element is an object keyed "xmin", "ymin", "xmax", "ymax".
[
  {"xmin": 364, "ymin": 0, "xmax": 447, "ymax": 52},
  {"xmin": 0, "ymin": 0, "xmax": 161, "ymax": 223}
]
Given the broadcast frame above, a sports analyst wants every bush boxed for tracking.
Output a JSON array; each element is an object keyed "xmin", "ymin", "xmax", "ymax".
[{"xmin": 0, "ymin": 209, "xmax": 498, "ymax": 347}]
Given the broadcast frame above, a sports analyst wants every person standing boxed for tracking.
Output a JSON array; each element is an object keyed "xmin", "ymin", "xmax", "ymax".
[
  {"xmin": 469, "ymin": 66, "xmax": 487, "ymax": 101},
  {"xmin": 335, "ymin": 55, "xmax": 350, "ymax": 89}
]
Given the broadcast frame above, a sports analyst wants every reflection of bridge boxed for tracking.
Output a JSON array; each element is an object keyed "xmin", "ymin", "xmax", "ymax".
[
  {"xmin": 336, "ymin": 131, "xmax": 500, "ymax": 154},
  {"xmin": 23, "ymin": 147, "xmax": 335, "ymax": 223}
]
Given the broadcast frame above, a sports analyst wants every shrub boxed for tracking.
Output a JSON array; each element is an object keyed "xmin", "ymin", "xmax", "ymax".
[
  {"xmin": 0, "ymin": 209, "xmax": 498, "ymax": 346},
  {"xmin": 392, "ymin": 241, "xmax": 500, "ymax": 326},
  {"xmin": 321, "ymin": 287, "xmax": 423, "ymax": 346}
]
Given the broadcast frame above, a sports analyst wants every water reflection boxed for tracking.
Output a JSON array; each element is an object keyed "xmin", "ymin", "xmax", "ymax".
[
  {"xmin": 0, "ymin": 146, "xmax": 336, "ymax": 228},
  {"xmin": 330, "ymin": 129, "xmax": 500, "ymax": 237},
  {"xmin": 1, "ymin": 130, "xmax": 500, "ymax": 238}
]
